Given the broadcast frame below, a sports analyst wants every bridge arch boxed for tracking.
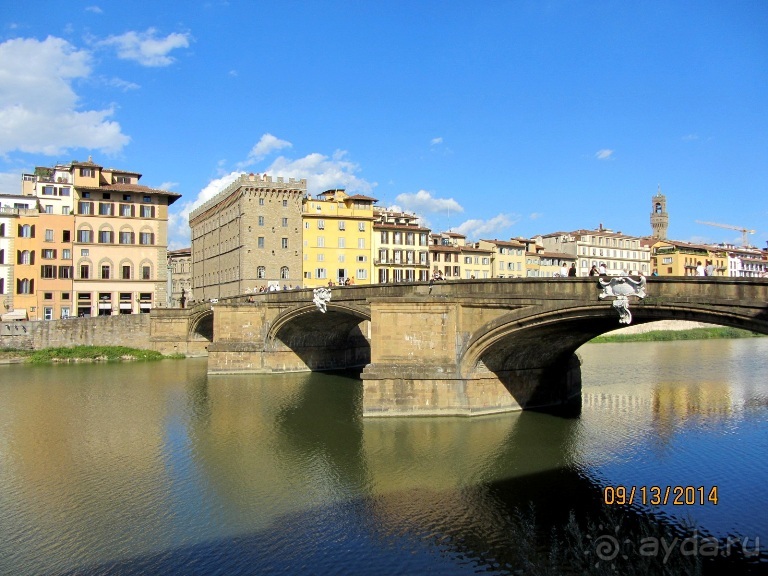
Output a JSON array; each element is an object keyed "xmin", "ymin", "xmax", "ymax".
[
  {"xmin": 188, "ymin": 306, "xmax": 214, "ymax": 341},
  {"xmin": 266, "ymin": 303, "xmax": 372, "ymax": 371},
  {"xmin": 458, "ymin": 301, "xmax": 768, "ymax": 409}
]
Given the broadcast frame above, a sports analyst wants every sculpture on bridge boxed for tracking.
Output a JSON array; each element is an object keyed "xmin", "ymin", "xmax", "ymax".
[
  {"xmin": 598, "ymin": 275, "xmax": 647, "ymax": 324},
  {"xmin": 312, "ymin": 287, "xmax": 332, "ymax": 313}
]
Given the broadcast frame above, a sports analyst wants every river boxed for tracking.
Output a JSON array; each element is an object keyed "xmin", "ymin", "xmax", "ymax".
[{"xmin": 0, "ymin": 338, "xmax": 766, "ymax": 575}]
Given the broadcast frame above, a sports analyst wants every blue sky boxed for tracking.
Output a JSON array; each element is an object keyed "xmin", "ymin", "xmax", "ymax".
[{"xmin": 1, "ymin": 1, "xmax": 766, "ymax": 250}]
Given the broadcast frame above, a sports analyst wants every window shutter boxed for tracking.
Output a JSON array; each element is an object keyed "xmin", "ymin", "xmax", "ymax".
[
  {"xmin": 30, "ymin": 251, "xmax": 35, "ymax": 265},
  {"xmin": 31, "ymin": 225, "xmax": 35, "ymax": 237}
]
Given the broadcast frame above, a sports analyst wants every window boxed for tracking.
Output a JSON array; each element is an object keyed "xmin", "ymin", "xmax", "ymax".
[
  {"xmin": 257, "ymin": 236, "xmax": 265, "ymax": 248},
  {"xmin": 259, "ymin": 198, "xmax": 264, "ymax": 206},
  {"xmin": 280, "ymin": 266, "xmax": 289, "ymax": 279},
  {"xmin": 80, "ymin": 265, "xmax": 90, "ymax": 279},
  {"xmin": 78, "ymin": 201, "xmax": 93, "ymax": 215},
  {"xmin": 41, "ymin": 265, "xmax": 56, "ymax": 279},
  {"xmin": 77, "ymin": 229, "xmax": 93, "ymax": 243},
  {"xmin": 116, "ymin": 176, "xmax": 131, "ymax": 184},
  {"xmin": 44, "ymin": 307, "xmax": 53, "ymax": 321},
  {"xmin": 282, "ymin": 217, "xmax": 288, "ymax": 227},
  {"xmin": 42, "ymin": 186, "xmax": 55, "ymax": 195},
  {"xmin": 317, "ymin": 236, "xmax": 325, "ymax": 248},
  {"xmin": 81, "ymin": 192, "xmax": 90, "ymax": 198},
  {"xmin": 44, "ymin": 205, "xmax": 53, "ymax": 214},
  {"xmin": 139, "ymin": 232, "xmax": 154, "ymax": 245},
  {"xmin": 315, "ymin": 268, "xmax": 327, "ymax": 279},
  {"xmin": 281, "ymin": 238, "xmax": 288, "ymax": 249},
  {"xmin": 142, "ymin": 266, "xmax": 151, "ymax": 280},
  {"xmin": 359, "ymin": 222, "xmax": 365, "ymax": 232},
  {"xmin": 356, "ymin": 255, "xmax": 367, "ymax": 262},
  {"xmin": 142, "ymin": 196, "xmax": 151, "ymax": 203},
  {"xmin": 16, "ymin": 278, "xmax": 34, "ymax": 294},
  {"xmin": 122, "ymin": 194, "xmax": 132, "ymax": 201},
  {"xmin": 317, "ymin": 254, "xmax": 325, "ymax": 261},
  {"xmin": 60, "ymin": 187, "xmax": 70, "ymax": 196},
  {"xmin": 317, "ymin": 220, "xmax": 325, "ymax": 229},
  {"xmin": 120, "ymin": 204, "xmax": 133, "ymax": 217},
  {"xmin": 338, "ymin": 221, "xmax": 346, "ymax": 231},
  {"xmin": 63, "ymin": 230, "xmax": 71, "ymax": 242},
  {"xmin": 121, "ymin": 265, "xmax": 131, "ymax": 280},
  {"xmin": 61, "ymin": 206, "xmax": 69, "ymax": 215},
  {"xmin": 18, "ymin": 250, "xmax": 31, "ymax": 265},
  {"xmin": 59, "ymin": 266, "xmax": 73, "ymax": 279},
  {"xmin": 338, "ymin": 237, "xmax": 346, "ymax": 248},
  {"xmin": 19, "ymin": 224, "xmax": 33, "ymax": 238},
  {"xmin": 258, "ymin": 216, "xmax": 265, "ymax": 226},
  {"xmin": 119, "ymin": 231, "xmax": 134, "ymax": 244},
  {"xmin": 80, "ymin": 168, "xmax": 94, "ymax": 177},
  {"xmin": 380, "ymin": 231, "xmax": 389, "ymax": 243},
  {"xmin": 98, "ymin": 230, "xmax": 114, "ymax": 244},
  {"xmin": 357, "ymin": 269, "xmax": 368, "ymax": 280},
  {"xmin": 42, "ymin": 249, "xmax": 56, "ymax": 259},
  {"xmin": 140, "ymin": 205, "xmax": 155, "ymax": 218},
  {"xmin": 257, "ymin": 266, "xmax": 266, "ymax": 279},
  {"xmin": 99, "ymin": 203, "xmax": 114, "ymax": 216},
  {"xmin": 358, "ymin": 238, "xmax": 365, "ymax": 249},
  {"xmin": 81, "ymin": 249, "xmax": 89, "ymax": 257},
  {"xmin": 61, "ymin": 307, "xmax": 70, "ymax": 319},
  {"xmin": 101, "ymin": 265, "xmax": 110, "ymax": 279},
  {"xmin": 282, "ymin": 199, "xmax": 288, "ymax": 207}
]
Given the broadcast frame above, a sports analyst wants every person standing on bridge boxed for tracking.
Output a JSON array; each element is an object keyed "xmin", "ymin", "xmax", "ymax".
[
  {"xmin": 696, "ymin": 261, "xmax": 705, "ymax": 276},
  {"xmin": 568, "ymin": 263, "xmax": 577, "ymax": 277},
  {"xmin": 559, "ymin": 262, "xmax": 568, "ymax": 277}
]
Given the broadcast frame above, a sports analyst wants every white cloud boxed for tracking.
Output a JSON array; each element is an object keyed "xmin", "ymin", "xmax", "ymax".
[
  {"xmin": 237, "ymin": 133, "xmax": 292, "ymax": 168},
  {"xmin": 168, "ymin": 171, "xmax": 241, "ymax": 249},
  {"xmin": 529, "ymin": 212, "xmax": 544, "ymax": 220},
  {"xmin": 595, "ymin": 149, "xmax": 614, "ymax": 160},
  {"xmin": 266, "ymin": 149, "xmax": 374, "ymax": 197},
  {"xmin": 454, "ymin": 214, "xmax": 519, "ymax": 240},
  {"xmin": 394, "ymin": 189, "xmax": 463, "ymax": 215},
  {"xmin": 0, "ymin": 36, "xmax": 129, "ymax": 155},
  {"xmin": 157, "ymin": 181, "xmax": 179, "ymax": 191},
  {"xmin": 430, "ymin": 137, "xmax": 443, "ymax": 145},
  {"xmin": 682, "ymin": 134, "xmax": 699, "ymax": 141},
  {"xmin": 98, "ymin": 28, "xmax": 190, "ymax": 67},
  {"xmin": 0, "ymin": 171, "xmax": 20, "ymax": 195},
  {"xmin": 85, "ymin": 5, "xmax": 103, "ymax": 13}
]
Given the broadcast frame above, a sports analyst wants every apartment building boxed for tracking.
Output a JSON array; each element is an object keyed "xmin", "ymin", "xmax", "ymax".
[
  {"xmin": 372, "ymin": 208, "xmax": 430, "ymax": 283},
  {"xmin": 190, "ymin": 173, "xmax": 305, "ymax": 299},
  {"xmin": 168, "ymin": 247, "xmax": 193, "ymax": 306},
  {"xmin": 19, "ymin": 158, "xmax": 181, "ymax": 317},
  {"xmin": 650, "ymin": 240, "xmax": 727, "ymax": 276},
  {"xmin": 536, "ymin": 225, "xmax": 651, "ymax": 276},
  {"xmin": 301, "ymin": 189, "xmax": 377, "ymax": 288},
  {"xmin": 1, "ymin": 194, "xmax": 36, "ymax": 318},
  {"xmin": 477, "ymin": 239, "xmax": 528, "ymax": 278},
  {"xmin": 428, "ymin": 232, "xmax": 495, "ymax": 279}
]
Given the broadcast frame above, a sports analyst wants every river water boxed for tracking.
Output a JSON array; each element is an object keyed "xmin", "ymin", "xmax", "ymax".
[{"xmin": 0, "ymin": 338, "xmax": 766, "ymax": 575}]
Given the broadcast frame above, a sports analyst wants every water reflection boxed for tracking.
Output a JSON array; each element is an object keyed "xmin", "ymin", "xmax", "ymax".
[{"xmin": 0, "ymin": 338, "xmax": 766, "ymax": 575}]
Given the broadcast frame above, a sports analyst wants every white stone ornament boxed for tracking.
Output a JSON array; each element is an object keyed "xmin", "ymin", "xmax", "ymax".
[
  {"xmin": 598, "ymin": 276, "xmax": 647, "ymax": 324},
  {"xmin": 312, "ymin": 287, "xmax": 332, "ymax": 313}
]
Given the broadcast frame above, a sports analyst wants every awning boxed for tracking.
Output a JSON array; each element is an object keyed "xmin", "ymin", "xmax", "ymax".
[
  {"xmin": 139, "ymin": 303, "xmax": 152, "ymax": 309},
  {"xmin": 98, "ymin": 303, "xmax": 112, "ymax": 310},
  {"xmin": 1, "ymin": 309, "xmax": 28, "ymax": 321},
  {"xmin": 119, "ymin": 303, "xmax": 132, "ymax": 310}
]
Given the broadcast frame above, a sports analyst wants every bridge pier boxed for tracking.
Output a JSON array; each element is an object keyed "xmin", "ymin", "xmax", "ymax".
[{"xmin": 361, "ymin": 298, "xmax": 582, "ymax": 417}]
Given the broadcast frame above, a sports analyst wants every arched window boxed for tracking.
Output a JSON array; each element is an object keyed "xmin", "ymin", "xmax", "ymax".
[
  {"xmin": 257, "ymin": 266, "xmax": 265, "ymax": 279},
  {"xmin": 280, "ymin": 266, "xmax": 289, "ymax": 279},
  {"xmin": 18, "ymin": 250, "xmax": 30, "ymax": 265}
]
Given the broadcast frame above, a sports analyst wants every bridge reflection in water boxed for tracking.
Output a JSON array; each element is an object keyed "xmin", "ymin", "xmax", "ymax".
[{"xmin": 152, "ymin": 277, "xmax": 768, "ymax": 417}]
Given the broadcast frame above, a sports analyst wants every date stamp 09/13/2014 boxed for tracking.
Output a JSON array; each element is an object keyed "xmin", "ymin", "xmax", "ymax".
[{"xmin": 603, "ymin": 485, "xmax": 719, "ymax": 506}]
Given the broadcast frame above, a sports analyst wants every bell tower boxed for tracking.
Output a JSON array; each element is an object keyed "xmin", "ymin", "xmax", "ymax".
[{"xmin": 651, "ymin": 186, "xmax": 668, "ymax": 240}]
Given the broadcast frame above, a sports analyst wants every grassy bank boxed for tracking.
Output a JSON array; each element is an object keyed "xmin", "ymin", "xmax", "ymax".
[
  {"xmin": 591, "ymin": 326, "xmax": 763, "ymax": 343},
  {"xmin": 0, "ymin": 346, "xmax": 183, "ymax": 364}
]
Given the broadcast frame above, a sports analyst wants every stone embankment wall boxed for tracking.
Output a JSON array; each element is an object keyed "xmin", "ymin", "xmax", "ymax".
[{"xmin": 0, "ymin": 315, "xmax": 152, "ymax": 351}]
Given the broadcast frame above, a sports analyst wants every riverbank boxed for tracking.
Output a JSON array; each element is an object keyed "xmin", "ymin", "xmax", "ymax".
[
  {"xmin": 591, "ymin": 325, "xmax": 763, "ymax": 343},
  {"xmin": 0, "ymin": 345, "xmax": 183, "ymax": 364}
]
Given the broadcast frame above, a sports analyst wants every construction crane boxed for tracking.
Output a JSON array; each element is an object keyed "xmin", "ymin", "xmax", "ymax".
[{"xmin": 695, "ymin": 220, "xmax": 756, "ymax": 247}]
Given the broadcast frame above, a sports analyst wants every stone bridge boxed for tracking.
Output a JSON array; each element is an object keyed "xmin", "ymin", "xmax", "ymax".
[{"xmin": 152, "ymin": 277, "xmax": 768, "ymax": 417}]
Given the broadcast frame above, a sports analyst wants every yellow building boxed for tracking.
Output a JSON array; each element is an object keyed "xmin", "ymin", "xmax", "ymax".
[
  {"xmin": 12, "ymin": 212, "xmax": 40, "ymax": 318},
  {"xmin": 651, "ymin": 240, "xmax": 727, "ymax": 276},
  {"xmin": 478, "ymin": 239, "xmax": 528, "ymax": 278},
  {"xmin": 526, "ymin": 248, "xmax": 576, "ymax": 278},
  {"xmin": 372, "ymin": 208, "xmax": 430, "ymax": 283},
  {"xmin": 301, "ymin": 189, "xmax": 376, "ymax": 288}
]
